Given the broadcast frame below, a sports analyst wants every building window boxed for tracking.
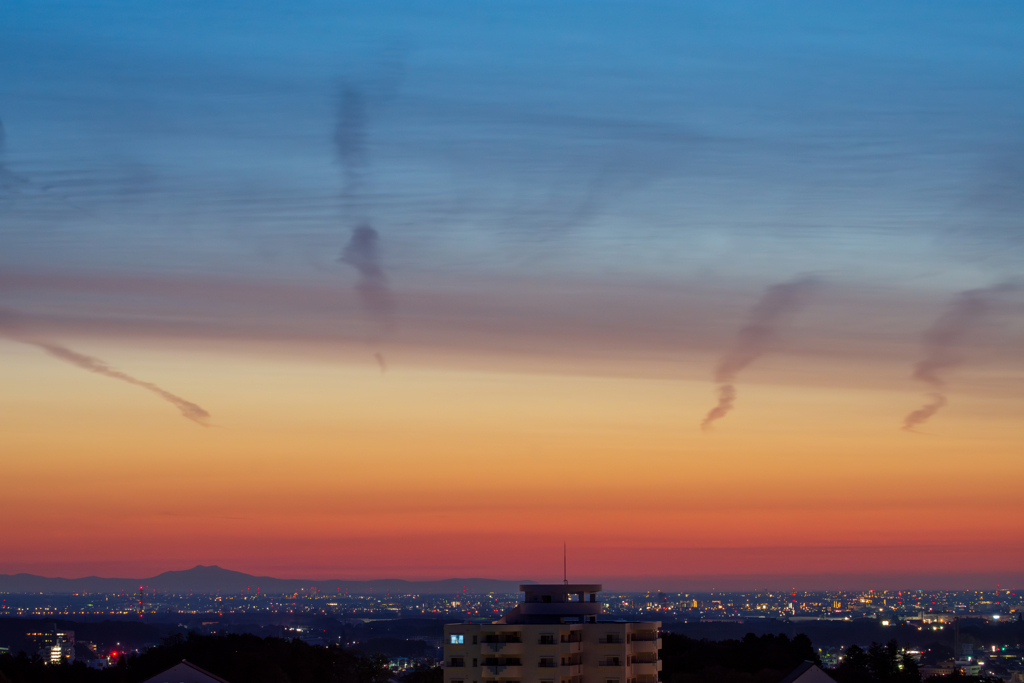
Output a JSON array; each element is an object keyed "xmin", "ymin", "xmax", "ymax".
[
  {"xmin": 451, "ymin": 635, "xmax": 465, "ymax": 645},
  {"xmin": 473, "ymin": 659, "xmax": 477, "ymax": 668},
  {"xmin": 473, "ymin": 636, "xmax": 478, "ymax": 645},
  {"xmin": 539, "ymin": 635, "xmax": 555, "ymax": 645},
  {"xmin": 450, "ymin": 658, "xmax": 465, "ymax": 667}
]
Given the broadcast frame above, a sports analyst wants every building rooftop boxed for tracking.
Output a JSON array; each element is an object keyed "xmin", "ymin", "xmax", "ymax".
[{"xmin": 520, "ymin": 584, "xmax": 602, "ymax": 592}]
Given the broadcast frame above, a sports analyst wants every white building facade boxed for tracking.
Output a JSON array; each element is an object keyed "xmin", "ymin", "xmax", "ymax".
[{"xmin": 444, "ymin": 584, "xmax": 661, "ymax": 683}]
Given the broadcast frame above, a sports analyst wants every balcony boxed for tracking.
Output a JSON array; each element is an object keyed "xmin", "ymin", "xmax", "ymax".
[
  {"xmin": 630, "ymin": 661, "xmax": 662, "ymax": 675},
  {"xmin": 482, "ymin": 642, "xmax": 523, "ymax": 655},
  {"xmin": 482, "ymin": 665, "xmax": 523, "ymax": 679},
  {"xmin": 629, "ymin": 638, "xmax": 662, "ymax": 653}
]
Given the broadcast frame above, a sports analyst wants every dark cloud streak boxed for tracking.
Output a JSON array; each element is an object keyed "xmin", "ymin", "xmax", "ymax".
[
  {"xmin": 334, "ymin": 86, "xmax": 368, "ymax": 209},
  {"xmin": 339, "ymin": 224, "xmax": 392, "ymax": 315},
  {"xmin": 333, "ymin": 76, "xmax": 397, "ymax": 361},
  {"xmin": 701, "ymin": 277, "xmax": 819, "ymax": 430},
  {"xmin": 903, "ymin": 283, "xmax": 1019, "ymax": 431},
  {"xmin": 30, "ymin": 340, "xmax": 210, "ymax": 426}
]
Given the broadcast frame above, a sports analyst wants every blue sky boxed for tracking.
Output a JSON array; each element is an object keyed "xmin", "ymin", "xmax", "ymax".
[{"xmin": 1, "ymin": 0, "xmax": 1021, "ymax": 359}]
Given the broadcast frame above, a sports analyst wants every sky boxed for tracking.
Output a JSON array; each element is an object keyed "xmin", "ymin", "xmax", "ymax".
[{"xmin": 0, "ymin": 0, "xmax": 1022, "ymax": 590}]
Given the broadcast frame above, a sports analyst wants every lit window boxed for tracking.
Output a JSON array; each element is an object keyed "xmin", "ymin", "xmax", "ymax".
[{"xmin": 451, "ymin": 634, "xmax": 465, "ymax": 644}]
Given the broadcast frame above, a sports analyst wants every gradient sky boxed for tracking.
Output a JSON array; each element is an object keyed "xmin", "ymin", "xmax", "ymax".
[{"xmin": 1, "ymin": 0, "xmax": 1022, "ymax": 590}]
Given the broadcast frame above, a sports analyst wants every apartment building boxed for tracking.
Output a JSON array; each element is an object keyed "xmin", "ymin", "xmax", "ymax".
[
  {"xmin": 26, "ymin": 626, "xmax": 75, "ymax": 665},
  {"xmin": 444, "ymin": 584, "xmax": 661, "ymax": 683}
]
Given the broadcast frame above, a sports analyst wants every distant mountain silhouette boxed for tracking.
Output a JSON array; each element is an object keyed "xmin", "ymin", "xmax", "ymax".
[{"xmin": 0, "ymin": 565, "xmax": 532, "ymax": 595}]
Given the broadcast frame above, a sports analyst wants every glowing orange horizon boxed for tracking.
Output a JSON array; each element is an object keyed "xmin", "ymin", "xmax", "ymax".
[{"xmin": 1, "ymin": 339, "xmax": 1021, "ymax": 588}]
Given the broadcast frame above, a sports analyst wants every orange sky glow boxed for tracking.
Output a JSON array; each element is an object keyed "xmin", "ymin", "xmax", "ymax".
[{"xmin": 2, "ymin": 337, "xmax": 1020, "ymax": 589}]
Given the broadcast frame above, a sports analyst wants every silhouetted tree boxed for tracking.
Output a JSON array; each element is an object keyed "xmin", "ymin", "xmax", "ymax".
[
  {"xmin": 899, "ymin": 653, "xmax": 921, "ymax": 683},
  {"xmin": 400, "ymin": 665, "xmax": 443, "ymax": 683},
  {"xmin": 868, "ymin": 640, "xmax": 901, "ymax": 683},
  {"xmin": 919, "ymin": 644, "xmax": 953, "ymax": 668},
  {"xmin": 835, "ymin": 645, "xmax": 872, "ymax": 683}
]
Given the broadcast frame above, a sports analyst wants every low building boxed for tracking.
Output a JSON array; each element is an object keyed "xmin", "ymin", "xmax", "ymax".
[
  {"xmin": 920, "ymin": 661, "xmax": 957, "ymax": 679},
  {"xmin": 444, "ymin": 584, "xmax": 661, "ymax": 683}
]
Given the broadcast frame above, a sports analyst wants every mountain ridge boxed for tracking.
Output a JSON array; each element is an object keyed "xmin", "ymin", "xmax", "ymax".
[{"xmin": 0, "ymin": 565, "xmax": 533, "ymax": 595}]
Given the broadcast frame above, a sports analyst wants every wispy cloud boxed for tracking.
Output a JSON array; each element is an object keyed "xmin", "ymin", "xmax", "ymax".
[
  {"xmin": 29, "ymin": 339, "xmax": 210, "ymax": 426},
  {"xmin": 702, "ymin": 277, "xmax": 819, "ymax": 430},
  {"xmin": 334, "ymin": 79, "xmax": 397, "ymax": 361},
  {"xmin": 903, "ymin": 283, "xmax": 1020, "ymax": 432},
  {"xmin": 340, "ymin": 223, "xmax": 392, "ymax": 317},
  {"xmin": 335, "ymin": 85, "xmax": 369, "ymax": 214}
]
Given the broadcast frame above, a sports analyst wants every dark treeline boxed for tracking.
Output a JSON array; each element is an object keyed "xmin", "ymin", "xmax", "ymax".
[
  {"xmin": 660, "ymin": 633, "xmax": 1002, "ymax": 683},
  {"xmin": 0, "ymin": 617, "xmax": 447, "ymax": 660},
  {"xmin": 833, "ymin": 640, "xmax": 1001, "ymax": 683},
  {"xmin": 831, "ymin": 641, "xmax": 920, "ymax": 683},
  {"xmin": 348, "ymin": 637, "xmax": 431, "ymax": 658},
  {"xmin": 0, "ymin": 632, "xmax": 396, "ymax": 683},
  {"xmin": 660, "ymin": 632, "xmax": 821, "ymax": 683}
]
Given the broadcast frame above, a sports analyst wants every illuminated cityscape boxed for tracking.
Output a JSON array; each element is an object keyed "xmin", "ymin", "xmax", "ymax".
[
  {"xmin": 2, "ymin": 584, "xmax": 1021, "ymax": 675},
  {"xmin": 2, "ymin": 588, "xmax": 1021, "ymax": 623}
]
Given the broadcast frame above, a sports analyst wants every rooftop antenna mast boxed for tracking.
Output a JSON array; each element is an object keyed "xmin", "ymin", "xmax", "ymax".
[{"xmin": 563, "ymin": 542, "xmax": 567, "ymax": 585}]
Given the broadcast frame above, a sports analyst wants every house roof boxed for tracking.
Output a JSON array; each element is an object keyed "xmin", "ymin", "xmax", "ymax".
[
  {"xmin": 139, "ymin": 659, "xmax": 233, "ymax": 683},
  {"xmin": 778, "ymin": 661, "xmax": 836, "ymax": 683}
]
